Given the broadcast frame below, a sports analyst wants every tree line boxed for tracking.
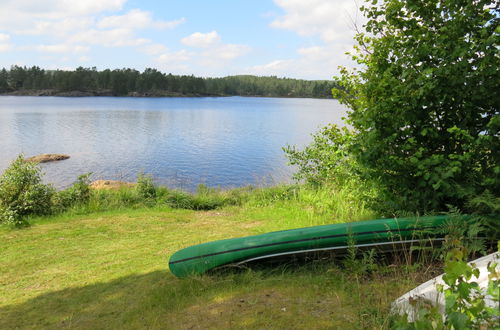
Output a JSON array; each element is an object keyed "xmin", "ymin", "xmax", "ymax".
[{"xmin": 0, "ymin": 66, "xmax": 337, "ymax": 98}]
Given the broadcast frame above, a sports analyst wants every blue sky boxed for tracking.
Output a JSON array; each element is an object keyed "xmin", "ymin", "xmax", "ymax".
[{"xmin": 0, "ymin": 0, "xmax": 363, "ymax": 79}]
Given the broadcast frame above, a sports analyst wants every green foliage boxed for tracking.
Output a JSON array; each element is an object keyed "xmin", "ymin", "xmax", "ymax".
[
  {"xmin": 136, "ymin": 172, "xmax": 157, "ymax": 199},
  {"xmin": 283, "ymin": 124, "xmax": 357, "ymax": 187},
  {"xmin": 394, "ymin": 244, "xmax": 500, "ymax": 329},
  {"xmin": 343, "ymin": 234, "xmax": 378, "ymax": 275},
  {"xmin": 333, "ymin": 0, "xmax": 499, "ymax": 213},
  {"xmin": 0, "ymin": 155, "xmax": 53, "ymax": 226},
  {"xmin": 440, "ymin": 209, "xmax": 488, "ymax": 258},
  {"xmin": 52, "ymin": 174, "xmax": 92, "ymax": 212},
  {"xmin": 246, "ymin": 185, "xmax": 300, "ymax": 206},
  {"xmin": 159, "ymin": 185, "xmax": 243, "ymax": 211}
]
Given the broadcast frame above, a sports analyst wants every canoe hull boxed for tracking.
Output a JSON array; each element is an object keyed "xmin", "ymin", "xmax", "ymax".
[{"xmin": 169, "ymin": 216, "xmax": 454, "ymax": 278}]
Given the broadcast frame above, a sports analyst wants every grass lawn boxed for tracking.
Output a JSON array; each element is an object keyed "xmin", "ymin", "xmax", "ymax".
[{"xmin": 1, "ymin": 204, "xmax": 432, "ymax": 329}]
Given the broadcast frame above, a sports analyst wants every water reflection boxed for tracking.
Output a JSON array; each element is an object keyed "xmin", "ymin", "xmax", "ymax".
[{"xmin": 0, "ymin": 96, "xmax": 347, "ymax": 191}]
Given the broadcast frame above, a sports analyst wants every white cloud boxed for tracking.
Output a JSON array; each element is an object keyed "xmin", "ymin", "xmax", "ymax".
[
  {"xmin": 0, "ymin": 1, "xmax": 185, "ymax": 59},
  {"xmin": 68, "ymin": 29, "xmax": 150, "ymax": 47},
  {"xmin": 97, "ymin": 9, "xmax": 185, "ymax": 30},
  {"xmin": 181, "ymin": 31, "xmax": 221, "ymax": 48},
  {"xmin": 0, "ymin": 33, "xmax": 10, "ymax": 42},
  {"xmin": 165, "ymin": 30, "xmax": 252, "ymax": 74},
  {"xmin": 0, "ymin": 33, "xmax": 12, "ymax": 52},
  {"xmin": 0, "ymin": 0, "xmax": 126, "ymax": 30},
  {"xmin": 181, "ymin": 31, "xmax": 250, "ymax": 62},
  {"xmin": 153, "ymin": 49, "xmax": 195, "ymax": 74},
  {"xmin": 0, "ymin": 44, "xmax": 12, "ymax": 52},
  {"xmin": 248, "ymin": 59, "xmax": 294, "ymax": 76},
  {"xmin": 16, "ymin": 18, "xmax": 94, "ymax": 36},
  {"xmin": 245, "ymin": 0, "xmax": 362, "ymax": 79},
  {"xmin": 1, "ymin": 0, "xmax": 125, "ymax": 17},
  {"xmin": 271, "ymin": 0, "xmax": 362, "ymax": 43},
  {"xmin": 151, "ymin": 31, "xmax": 251, "ymax": 76},
  {"xmin": 35, "ymin": 44, "xmax": 89, "ymax": 53},
  {"xmin": 142, "ymin": 43, "xmax": 169, "ymax": 56},
  {"xmin": 247, "ymin": 44, "xmax": 352, "ymax": 79},
  {"xmin": 157, "ymin": 50, "xmax": 193, "ymax": 63},
  {"xmin": 202, "ymin": 44, "xmax": 251, "ymax": 61}
]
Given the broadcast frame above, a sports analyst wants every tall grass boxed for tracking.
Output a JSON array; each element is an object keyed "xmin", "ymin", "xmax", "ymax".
[
  {"xmin": 28, "ymin": 181, "xmax": 377, "ymax": 231},
  {"xmin": 241, "ymin": 182, "xmax": 377, "ymax": 231}
]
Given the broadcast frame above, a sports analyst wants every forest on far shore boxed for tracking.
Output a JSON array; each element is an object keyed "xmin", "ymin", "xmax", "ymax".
[{"xmin": 0, "ymin": 66, "xmax": 338, "ymax": 98}]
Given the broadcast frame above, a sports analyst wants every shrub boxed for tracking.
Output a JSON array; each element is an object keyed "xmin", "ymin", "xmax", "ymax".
[
  {"xmin": 52, "ymin": 173, "xmax": 92, "ymax": 212},
  {"xmin": 283, "ymin": 124, "xmax": 357, "ymax": 187},
  {"xmin": 0, "ymin": 155, "xmax": 54, "ymax": 226},
  {"xmin": 333, "ymin": 0, "xmax": 499, "ymax": 213},
  {"xmin": 136, "ymin": 172, "xmax": 156, "ymax": 199}
]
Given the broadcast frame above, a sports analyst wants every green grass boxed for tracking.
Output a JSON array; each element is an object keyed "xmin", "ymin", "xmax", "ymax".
[{"xmin": 0, "ymin": 185, "xmax": 433, "ymax": 329}]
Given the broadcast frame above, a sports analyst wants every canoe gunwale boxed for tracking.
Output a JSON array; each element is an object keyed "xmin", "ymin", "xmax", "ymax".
[
  {"xmin": 233, "ymin": 237, "xmax": 446, "ymax": 265},
  {"xmin": 169, "ymin": 225, "xmax": 440, "ymax": 266}
]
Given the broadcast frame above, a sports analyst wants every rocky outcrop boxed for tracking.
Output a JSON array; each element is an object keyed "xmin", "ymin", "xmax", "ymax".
[
  {"xmin": 90, "ymin": 180, "xmax": 135, "ymax": 190},
  {"xmin": 25, "ymin": 154, "xmax": 70, "ymax": 163}
]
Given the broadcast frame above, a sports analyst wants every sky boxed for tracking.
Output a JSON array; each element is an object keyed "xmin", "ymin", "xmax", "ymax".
[{"xmin": 0, "ymin": 0, "xmax": 365, "ymax": 80}]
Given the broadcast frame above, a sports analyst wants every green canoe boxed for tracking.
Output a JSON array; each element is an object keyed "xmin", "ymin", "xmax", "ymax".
[{"xmin": 169, "ymin": 215, "xmax": 454, "ymax": 278}]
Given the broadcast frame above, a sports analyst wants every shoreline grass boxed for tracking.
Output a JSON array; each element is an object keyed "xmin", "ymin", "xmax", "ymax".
[{"xmin": 1, "ymin": 197, "xmax": 437, "ymax": 329}]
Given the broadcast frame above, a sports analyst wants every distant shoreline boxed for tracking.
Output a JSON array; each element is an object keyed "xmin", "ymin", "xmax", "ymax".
[
  {"xmin": 0, "ymin": 68, "xmax": 338, "ymax": 99},
  {"xmin": 0, "ymin": 89, "xmax": 206, "ymax": 97},
  {"xmin": 0, "ymin": 89, "xmax": 334, "ymax": 99}
]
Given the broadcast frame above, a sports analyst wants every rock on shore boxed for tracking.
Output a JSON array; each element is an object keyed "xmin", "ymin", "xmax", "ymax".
[
  {"xmin": 25, "ymin": 154, "xmax": 70, "ymax": 163},
  {"xmin": 90, "ymin": 180, "xmax": 135, "ymax": 190}
]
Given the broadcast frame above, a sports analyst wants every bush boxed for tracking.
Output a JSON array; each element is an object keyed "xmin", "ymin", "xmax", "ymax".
[
  {"xmin": 52, "ymin": 174, "xmax": 92, "ymax": 212},
  {"xmin": 0, "ymin": 155, "xmax": 54, "ymax": 226},
  {"xmin": 283, "ymin": 124, "xmax": 357, "ymax": 187},
  {"xmin": 136, "ymin": 172, "xmax": 156, "ymax": 199},
  {"xmin": 333, "ymin": 0, "xmax": 499, "ymax": 213}
]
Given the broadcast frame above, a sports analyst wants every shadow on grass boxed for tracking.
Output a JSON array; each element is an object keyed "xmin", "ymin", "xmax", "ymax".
[
  {"xmin": 0, "ymin": 270, "xmax": 195, "ymax": 329},
  {"xmin": 0, "ymin": 261, "xmax": 410, "ymax": 329}
]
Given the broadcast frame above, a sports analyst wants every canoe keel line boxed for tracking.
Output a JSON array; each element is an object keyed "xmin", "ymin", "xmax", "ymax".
[{"xmin": 169, "ymin": 216, "xmax": 462, "ymax": 278}]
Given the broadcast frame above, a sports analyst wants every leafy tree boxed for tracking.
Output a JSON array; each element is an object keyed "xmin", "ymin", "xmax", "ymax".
[{"xmin": 334, "ymin": 0, "xmax": 499, "ymax": 213}]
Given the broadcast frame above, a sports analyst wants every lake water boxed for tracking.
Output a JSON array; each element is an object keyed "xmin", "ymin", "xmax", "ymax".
[{"xmin": 0, "ymin": 96, "xmax": 347, "ymax": 191}]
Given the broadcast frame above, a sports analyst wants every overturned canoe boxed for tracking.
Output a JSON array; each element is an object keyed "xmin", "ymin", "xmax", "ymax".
[{"xmin": 169, "ymin": 215, "xmax": 455, "ymax": 278}]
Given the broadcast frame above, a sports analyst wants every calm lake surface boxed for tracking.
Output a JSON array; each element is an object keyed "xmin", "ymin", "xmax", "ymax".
[{"xmin": 0, "ymin": 96, "xmax": 347, "ymax": 191}]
